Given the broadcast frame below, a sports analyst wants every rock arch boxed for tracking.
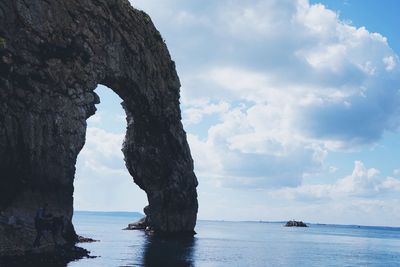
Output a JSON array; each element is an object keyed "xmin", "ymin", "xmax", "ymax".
[{"xmin": 0, "ymin": 0, "xmax": 198, "ymax": 256}]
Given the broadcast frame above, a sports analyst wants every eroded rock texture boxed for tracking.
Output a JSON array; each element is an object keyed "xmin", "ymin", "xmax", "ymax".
[{"xmin": 0, "ymin": 0, "xmax": 198, "ymax": 256}]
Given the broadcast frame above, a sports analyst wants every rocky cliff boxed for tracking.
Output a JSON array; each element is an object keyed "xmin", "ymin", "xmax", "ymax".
[{"xmin": 0, "ymin": 0, "xmax": 198, "ymax": 256}]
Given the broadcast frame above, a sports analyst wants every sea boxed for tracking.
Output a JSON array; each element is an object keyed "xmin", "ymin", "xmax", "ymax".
[{"xmin": 68, "ymin": 211, "xmax": 400, "ymax": 267}]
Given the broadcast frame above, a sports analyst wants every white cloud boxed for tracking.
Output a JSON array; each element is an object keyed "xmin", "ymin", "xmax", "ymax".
[
  {"xmin": 329, "ymin": 166, "xmax": 338, "ymax": 173},
  {"xmin": 383, "ymin": 55, "xmax": 397, "ymax": 71},
  {"xmin": 187, "ymin": 133, "xmax": 223, "ymax": 174},
  {"xmin": 128, "ymin": 0, "xmax": 400, "ymax": 190},
  {"xmin": 89, "ymin": 112, "xmax": 102, "ymax": 124},
  {"xmin": 183, "ymin": 100, "xmax": 230, "ymax": 125},
  {"xmin": 74, "ymin": 125, "xmax": 148, "ymax": 211},
  {"xmin": 187, "ymin": 105, "xmax": 321, "ymax": 188},
  {"xmin": 272, "ymin": 161, "xmax": 400, "ymax": 200},
  {"xmin": 81, "ymin": 127, "xmax": 124, "ymax": 160}
]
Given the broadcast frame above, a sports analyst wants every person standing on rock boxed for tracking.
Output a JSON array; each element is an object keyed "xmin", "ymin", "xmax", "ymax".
[
  {"xmin": 33, "ymin": 203, "xmax": 51, "ymax": 247},
  {"xmin": 50, "ymin": 215, "xmax": 65, "ymax": 245}
]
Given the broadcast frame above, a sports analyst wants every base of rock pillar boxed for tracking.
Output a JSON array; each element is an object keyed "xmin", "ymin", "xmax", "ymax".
[
  {"xmin": 124, "ymin": 216, "xmax": 148, "ymax": 230},
  {"xmin": 124, "ymin": 216, "xmax": 197, "ymax": 236}
]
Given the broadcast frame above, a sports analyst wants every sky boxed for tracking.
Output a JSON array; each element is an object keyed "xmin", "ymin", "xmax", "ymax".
[{"xmin": 74, "ymin": 0, "xmax": 400, "ymax": 226}]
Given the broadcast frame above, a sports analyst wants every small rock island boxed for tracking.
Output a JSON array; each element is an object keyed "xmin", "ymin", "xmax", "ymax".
[{"xmin": 285, "ymin": 220, "xmax": 308, "ymax": 227}]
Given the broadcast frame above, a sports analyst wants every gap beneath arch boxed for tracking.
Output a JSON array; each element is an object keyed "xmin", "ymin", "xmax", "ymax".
[{"xmin": 73, "ymin": 84, "xmax": 147, "ymax": 213}]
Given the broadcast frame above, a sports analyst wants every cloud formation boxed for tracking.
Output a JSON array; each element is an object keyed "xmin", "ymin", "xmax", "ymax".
[
  {"xmin": 131, "ymin": 0, "xmax": 400, "ymax": 188},
  {"xmin": 271, "ymin": 161, "xmax": 400, "ymax": 200}
]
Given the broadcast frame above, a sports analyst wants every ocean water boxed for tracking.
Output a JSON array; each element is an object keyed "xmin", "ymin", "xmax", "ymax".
[{"xmin": 69, "ymin": 211, "xmax": 400, "ymax": 267}]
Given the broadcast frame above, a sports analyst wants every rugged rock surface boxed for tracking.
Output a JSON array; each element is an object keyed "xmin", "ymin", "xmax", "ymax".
[
  {"xmin": 0, "ymin": 0, "xmax": 198, "ymax": 256},
  {"xmin": 125, "ymin": 216, "xmax": 147, "ymax": 230},
  {"xmin": 285, "ymin": 220, "xmax": 308, "ymax": 227},
  {"xmin": 77, "ymin": 235, "xmax": 99, "ymax": 243}
]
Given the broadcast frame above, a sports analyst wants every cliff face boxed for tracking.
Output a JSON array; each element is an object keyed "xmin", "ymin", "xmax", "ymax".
[{"xmin": 0, "ymin": 0, "xmax": 198, "ymax": 256}]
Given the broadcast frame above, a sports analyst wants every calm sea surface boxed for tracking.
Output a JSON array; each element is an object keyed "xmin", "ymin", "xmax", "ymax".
[{"xmin": 69, "ymin": 211, "xmax": 400, "ymax": 267}]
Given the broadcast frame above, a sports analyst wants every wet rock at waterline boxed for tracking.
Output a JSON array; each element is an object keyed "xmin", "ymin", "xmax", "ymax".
[
  {"xmin": 125, "ymin": 216, "xmax": 147, "ymax": 230},
  {"xmin": 285, "ymin": 220, "xmax": 308, "ymax": 227},
  {"xmin": 0, "ymin": 0, "xmax": 198, "ymax": 256}
]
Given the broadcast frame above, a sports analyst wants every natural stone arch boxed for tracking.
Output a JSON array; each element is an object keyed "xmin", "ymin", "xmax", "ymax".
[{"xmin": 0, "ymin": 0, "xmax": 198, "ymax": 256}]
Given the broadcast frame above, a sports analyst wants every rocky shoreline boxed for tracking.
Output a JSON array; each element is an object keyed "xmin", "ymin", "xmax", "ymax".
[
  {"xmin": 0, "ymin": 245, "xmax": 93, "ymax": 267},
  {"xmin": 0, "ymin": 234, "xmax": 98, "ymax": 266}
]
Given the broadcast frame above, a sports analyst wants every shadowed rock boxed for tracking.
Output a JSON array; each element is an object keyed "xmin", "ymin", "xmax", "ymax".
[
  {"xmin": 285, "ymin": 220, "xmax": 308, "ymax": 227},
  {"xmin": 125, "ymin": 216, "xmax": 147, "ymax": 230},
  {"xmin": 77, "ymin": 235, "xmax": 99, "ymax": 243},
  {"xmin": 0, "ymin": 0, "xmax": 198, "ymax": 256}
]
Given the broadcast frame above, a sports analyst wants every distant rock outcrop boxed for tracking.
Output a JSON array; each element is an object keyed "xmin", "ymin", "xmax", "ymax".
[
  {"xmin": 77, "ymin": 235, "xmax": 99, "ymax": 243},
  {"xmin": 285, "ymin": 220, "xmax": 308, "ymax": 227},
  {"xmin": 0, "ymin": 0, "xmax": 198, "ymax": 257},
  {"xmin": 125, "ymin": 216, "xmax": 147, "ymax": 230}
]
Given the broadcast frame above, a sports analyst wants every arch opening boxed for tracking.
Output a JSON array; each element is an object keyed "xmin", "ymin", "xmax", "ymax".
[{"xmin": 73, "ymin": 84, "xmax": 147, "ymax": 215}]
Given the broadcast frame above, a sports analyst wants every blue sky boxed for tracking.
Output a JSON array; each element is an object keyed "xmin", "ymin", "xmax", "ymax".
[{"xmin": 74, "ymin": 0, "xmax": 400, "ymax": 226}]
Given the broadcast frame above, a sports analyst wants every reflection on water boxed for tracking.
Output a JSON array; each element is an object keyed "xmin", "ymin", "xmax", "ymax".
[
  {"xmin": 141, "ymin": 236, "xmax": 196, "ymax": 267},
  {"xmin": 9, "ymin": 235, "xmax": 196, "ymax": 267}
]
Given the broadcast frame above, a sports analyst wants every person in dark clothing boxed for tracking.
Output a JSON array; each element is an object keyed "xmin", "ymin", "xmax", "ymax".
[
  {"xmin": 33, "ymin": 203, "xmax": 51, "ymax": 247},
  {"xmin": 50, "ymin": 215, "xmax": 65, "ymax": 245}
]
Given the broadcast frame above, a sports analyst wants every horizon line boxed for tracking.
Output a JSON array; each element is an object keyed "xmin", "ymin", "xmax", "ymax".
[{"xmin": 73, "ymin": 210, "xmax": 400, "ymax": 229}]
